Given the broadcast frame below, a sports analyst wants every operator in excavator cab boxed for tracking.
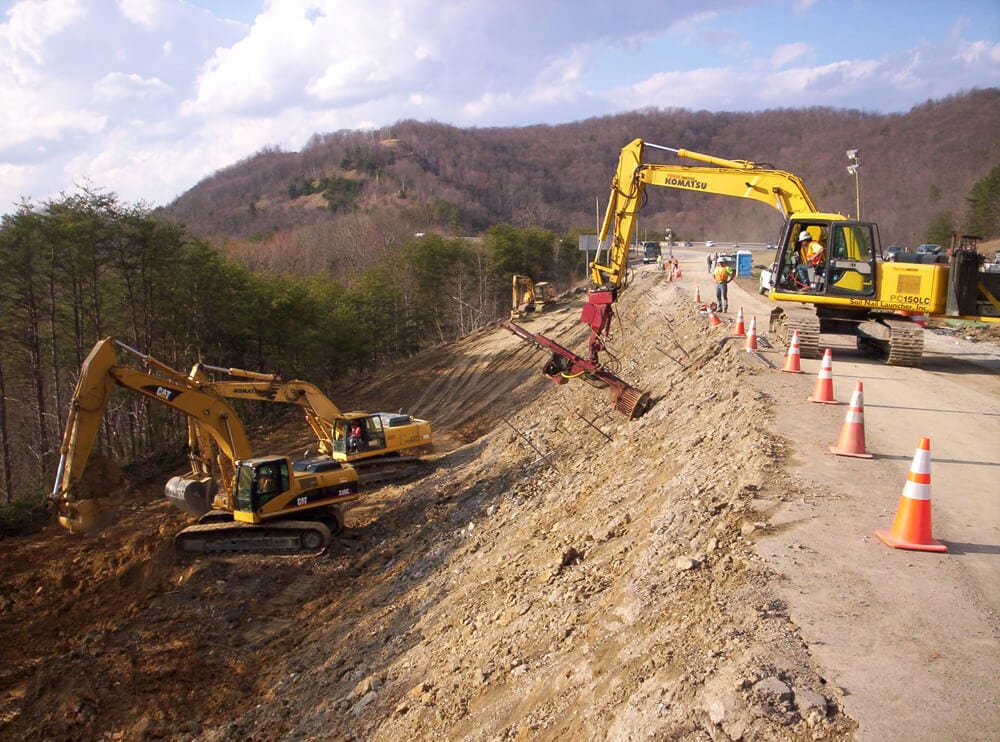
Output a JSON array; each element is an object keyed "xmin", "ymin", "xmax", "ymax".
[
  {"xmin": 794, "ymin": 228, "xmax": 826, "ymax": 291},
  {"xmin": 347, "ymin": 419, "xmax": 365, "ymax": 453}
]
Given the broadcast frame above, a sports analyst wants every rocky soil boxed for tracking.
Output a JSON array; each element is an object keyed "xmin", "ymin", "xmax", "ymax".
[{"xmin": 1, "ymin": 262, "xmax": 995, "ymax": 741}]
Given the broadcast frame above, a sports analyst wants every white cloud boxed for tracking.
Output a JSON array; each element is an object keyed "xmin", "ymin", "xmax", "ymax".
[
  {"xmin": 771, "ymin": 42, "xmax": 809, "ymax": 68},
  {"xmin": 1, "ymin": 0, "xmax": 85, "ymax": 79},
  {"xmin": 93, "ymin": 71, "xmax": 171, "ymax": 101},
  {"xmin": 118, "ymin": 0, "xmax": 164, "ymax": 30},
  {"xmin": 0, "ymin": 0, "xmax": 997, "ymax": 210}
]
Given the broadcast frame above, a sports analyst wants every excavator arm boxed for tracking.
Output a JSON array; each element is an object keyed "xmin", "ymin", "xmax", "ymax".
[
  {"xmin": 51, "ymin": 338, "xmax": 253, "ymax": 534},
  {"xmin": 189, "ymin": 366, "xmax": 342, "ymax": 456},
  {"xmin": 506, "ymin": 138, "xmax": 822, "ymax": 418},
  {"xmin": 187, "ymin": 362, "xmax": 432, "ymax": 473},
  {"xmin": 592, "ymin": 138, "xmax": 817, "ymax": 291}
]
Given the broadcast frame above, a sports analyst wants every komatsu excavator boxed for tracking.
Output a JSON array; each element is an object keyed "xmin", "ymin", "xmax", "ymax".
[
  {"xmin": 50, "ymin": 337, "xmax": 359, "ymax": 554},
  {"xmin": 565, "ymin": 139, "xmax": 999, "ymax": 364},
  {"xmin": 186, "ymin": 361, "xmax": 432, "ymax": 485}
]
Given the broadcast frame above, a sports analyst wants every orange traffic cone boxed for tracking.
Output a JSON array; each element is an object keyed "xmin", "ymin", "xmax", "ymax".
[
  {"xmin": 744, "ymin": 315, "xmax": 758, "ymax": 352},
  {"xmin": 830, "ymin": 381, "xmax": 872, "ymax": 458},
  {"xmin": 707, "ymin": 307, "xmax": 722, "ymax": 327},
  {"xmin": 876, "ymin": 438, "xmax": 947, "ymax": 552},
  {"xmin": 809, "ymin": 348, "xmax": 839, "ymax": 404},
  {"xmin": 695, "ymin": 285, "xmax": 701, "ymax": 303},
  {"xmin": 781, "ymin": 330, "xmax": 803, "ymax": 373},
  {"xmin": 731, "ymin": 307, "xmax": 746, "ymax": 336}
]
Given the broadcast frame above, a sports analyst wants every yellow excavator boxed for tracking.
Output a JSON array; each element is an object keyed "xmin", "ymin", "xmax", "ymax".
[
  {"xmin": 50, "ymin": 337, "xmax": 359, "ymax": 554},
  {"xmin": 186, "ymin": 361, "xmax": 432, "ymax": 485},
  {"xmin": 510, "ymin": 274, "xmax": 556, "ymax": 319},
  {"xmin": 586, "ymin": 138, "xmax": 999, "ymax": 363}
]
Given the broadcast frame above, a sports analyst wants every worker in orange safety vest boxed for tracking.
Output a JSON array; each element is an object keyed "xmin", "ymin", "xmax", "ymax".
[
  {"xmin": 795, "ymin": 229, "xmax": 826, "ymax": 289},
  {"xmin": 712, "ymin": 259, "xmax": 735, "ymax": 312}
]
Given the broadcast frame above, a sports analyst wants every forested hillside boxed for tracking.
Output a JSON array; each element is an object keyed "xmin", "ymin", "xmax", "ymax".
[
  {"xmin": 166, "ymin": 89, "xmax": 1000, "ymax": 270},
  {"xmin": 2, "ymin": 89, "xmax": 999, "ymax": 515},
  {"xmin": 0, "ymin": 191, "xmax": 575, "ymax": 510}
]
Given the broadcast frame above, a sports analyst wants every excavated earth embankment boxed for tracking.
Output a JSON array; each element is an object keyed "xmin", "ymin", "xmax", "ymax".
[{"xmin": 2, "ymin": 270, "xmax": 856, "ymax": 740}]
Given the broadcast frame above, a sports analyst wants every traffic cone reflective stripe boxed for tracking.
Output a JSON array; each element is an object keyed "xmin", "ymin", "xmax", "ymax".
[
  {"xmin": 830, "ymin": 381, "xmax": 873, "ymax": 458},
  {"xmin": 731, "ymin": 307, "xmax": 746, "ymax": 336},
  {"xmin": 809, "ymin": 348, "xmax": 839, "ymax": 404},
  {"xmin": 876, "ymin": 438, "xmax": 947, "ymax": 552},
  {"xmin": 707, "ymin": 307, "xmax": 722, "ymax": 327},
  {"xmin": 744, "ymin": 315, "xmax": 758, "ymax": 352},
  {"xmin": 781, "ymin": 330, "xmax": 803, "ymax": 373}
]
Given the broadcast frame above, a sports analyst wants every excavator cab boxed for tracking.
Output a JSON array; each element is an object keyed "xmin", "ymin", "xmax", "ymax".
[
  {"xmin": 332, "ymin": 415, "xmax": 389, "ymax": 456},
  {"xmin": 772, "ymin": 219, "xmax": 878, "ymax": 298},
  {"xmin": 234, "ymin": 458, "xmax": 289, "ymax": 515}
]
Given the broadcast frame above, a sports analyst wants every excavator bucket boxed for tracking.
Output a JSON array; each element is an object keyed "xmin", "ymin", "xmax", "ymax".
[
  {"xmin": 54, "ymin": 453, "xmax": 128, "ymax": 535},
  {"xmin": 58, "ymin": 495, "xmax": 124, "ymax": 535},
  {"xmin": 164, "ymin": 475, "xmax": 216, "ymax": 517}
]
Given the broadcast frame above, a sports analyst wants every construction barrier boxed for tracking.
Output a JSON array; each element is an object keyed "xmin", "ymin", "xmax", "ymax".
[
  {"xmin": 809, "ymin": 348, "xmax": 839, "ymax": 404},
  {"xmin": 876, "ymin": 438, "xmax": 947, "ymax": 552},
  {"xmin": 830, "ymin": 381, "xmax": 873, "ymax": 458},
  {"xmin": 781, "ymin": 330, "xmax": 803, "ymax": 373}
]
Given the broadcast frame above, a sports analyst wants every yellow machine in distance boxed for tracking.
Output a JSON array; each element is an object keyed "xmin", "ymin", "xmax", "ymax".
[{"xmin": 510, "ymin": 274, "xmax": 557, "ymax": 319}]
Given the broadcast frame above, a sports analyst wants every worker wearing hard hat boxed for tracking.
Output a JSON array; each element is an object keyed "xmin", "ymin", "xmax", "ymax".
[
  {"xmin": 712, "ymin": 257, "xmax": 736, "ymax": 312},
  {"xmin": 795, "ymin": 229, "xmax": 826, "ymax": 289}
]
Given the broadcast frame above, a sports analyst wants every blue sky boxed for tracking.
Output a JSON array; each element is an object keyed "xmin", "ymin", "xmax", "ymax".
[{"xmin": 1, "ymin": 0, "xmax": 997, "ymax": 212}]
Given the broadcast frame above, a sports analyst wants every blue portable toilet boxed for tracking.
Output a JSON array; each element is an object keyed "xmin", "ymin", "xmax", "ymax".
[{"xmin": 736, "ymin": 250, "xmax": 753, "ymax": 277}]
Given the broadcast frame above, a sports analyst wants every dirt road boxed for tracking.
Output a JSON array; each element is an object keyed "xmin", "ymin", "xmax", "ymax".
[
  {"xmin": 1, "ymin": 253, "xmax": 997, "ymax": 741},
  {"xmin": 682, "ymin": 247, "xmax": 1000, "ymax": 741}
]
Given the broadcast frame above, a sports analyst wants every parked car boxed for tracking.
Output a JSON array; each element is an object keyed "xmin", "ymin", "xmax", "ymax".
[
  {"xmin": 705, "ymin": 240, "xmax": 716, "ymax": 248},
  {"xmin": 884, "ymin": 245, "xmax": 905, "ymax": 261},
  {"xmin": 915, "ymin": 243, "xmax": 942, "ymax": 254}
]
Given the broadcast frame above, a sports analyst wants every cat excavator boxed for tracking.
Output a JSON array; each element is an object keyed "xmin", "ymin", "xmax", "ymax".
[
  {"xmin": 186, "ymin": 361, "xmax": 432, "ymax": 485},
  {"xmin": 50, "ymin": 337, "xmax": 359, "ymax": 555},
  {"xmin": 574, "ymin": 138, "xmax": 999, "ymax": 364}
]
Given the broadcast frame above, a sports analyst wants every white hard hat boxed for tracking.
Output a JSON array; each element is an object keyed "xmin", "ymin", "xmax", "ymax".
[{"xmin": 798, "ymin": 230, "xmax": 811, "ymax": 242}]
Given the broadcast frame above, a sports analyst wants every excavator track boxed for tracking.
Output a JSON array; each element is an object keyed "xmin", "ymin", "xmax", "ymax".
[
  {"xmin": 883, "ymin": 318, "xmax": 925, "ymax": 366},
  {"xmin": 355, "ymin": 456, "xmax": 426, "ymax": 486},
  {"xmin": 174, "ymin": 520, "xmax": 331, "ymax": 555},
  {"xmin": 769, "ymin": 309, "xmax": 821, "ymax": 359}
]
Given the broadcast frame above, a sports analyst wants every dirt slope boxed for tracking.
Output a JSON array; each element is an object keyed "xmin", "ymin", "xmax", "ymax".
[{"xmin": 1, "ymin": 259, "xmax": 997, "ymax": 741}]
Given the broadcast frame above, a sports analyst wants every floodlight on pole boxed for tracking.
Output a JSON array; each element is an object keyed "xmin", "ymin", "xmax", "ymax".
[{"xmin": 846, "ymin": 149, "xmax": 861, "ymax": 218}]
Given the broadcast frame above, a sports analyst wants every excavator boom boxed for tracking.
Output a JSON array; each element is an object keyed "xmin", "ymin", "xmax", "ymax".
[{"xmin": 51, "ymin": 338, "xmax": 253, "ymax": 534}]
